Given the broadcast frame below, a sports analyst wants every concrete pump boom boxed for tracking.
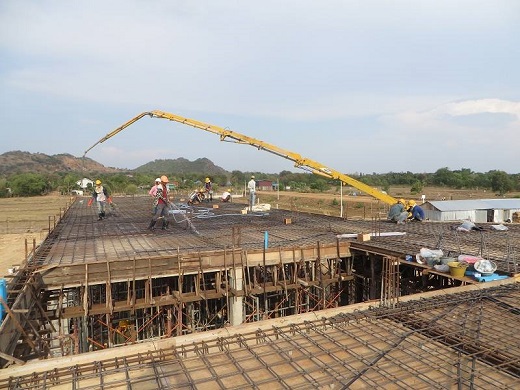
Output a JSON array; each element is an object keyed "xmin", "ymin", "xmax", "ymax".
[{"xmin": 84, "ymin": 110, "xmax": 398, "ymax": 205}]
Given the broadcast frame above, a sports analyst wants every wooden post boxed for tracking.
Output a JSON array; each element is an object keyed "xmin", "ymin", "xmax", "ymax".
[{"xmin": 83, "ymin": 264, "xmax": 89, "ymax": 317}]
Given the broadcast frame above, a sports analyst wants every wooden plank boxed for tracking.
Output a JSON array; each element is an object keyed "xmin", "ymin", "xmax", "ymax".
[
  {"xmin": 0, "ymin": 351, "xmax": 25, "ymax": 365},
  {"xmin": 41, "ymin": 244, "xmax": 351, "ymax": 288}
]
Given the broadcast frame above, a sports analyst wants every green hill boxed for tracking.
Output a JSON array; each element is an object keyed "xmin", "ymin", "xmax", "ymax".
[{"xmin": 134, "ymin": 157, "xmax": 228, "ymax": 176}]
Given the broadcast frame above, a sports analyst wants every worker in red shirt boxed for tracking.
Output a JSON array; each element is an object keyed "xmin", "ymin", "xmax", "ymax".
[{"xmin": 148, "ymin": 175, "xmax": 170, "ymax": 230}]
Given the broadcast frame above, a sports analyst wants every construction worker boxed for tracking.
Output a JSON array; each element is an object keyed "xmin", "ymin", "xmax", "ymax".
[
  {"xmin": 187, "ymin": 188, "xmax": 205, "ymax": 205},
  {"xmin": 88, "ymin": 179, "xmax": 111, "ymax": 220},
  {"xmin": 149, "ymin": 178, "xmax": 161, "ymax": 215},
  {"xmin": 248, "ymin": 175, "xmax": 256, "ymax": 210},
  {"xmin": 221, "ymin": 189, "xmax": 232, "ymax": 202},
  {"xmin": 387, "ymin": 198, "xmax": 408, "ymax": 224},
  {"xmin": 407, "ymin": 200, "xmax": 425, "ymax": 221},
  {"xmin": 149, "ymin": 178, "xmax": 161, "ymax": 197},
  {"xmin": 148, "ymin": 175, "xmax": 170, "ymax": 230},
  {"xmin": 204, "ymin": 177, "xmax": 213, "ymax": 202}
]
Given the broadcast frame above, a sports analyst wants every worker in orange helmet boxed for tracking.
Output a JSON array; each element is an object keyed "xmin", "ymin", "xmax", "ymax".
[{"xmin": 148, "ymin": 175, "xmax": 170, "ymax": 230}]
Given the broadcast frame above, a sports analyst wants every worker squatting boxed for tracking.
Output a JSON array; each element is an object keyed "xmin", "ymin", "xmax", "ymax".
[{"xmin": 387, "ymin": 199, "xmax": 425, "ymax": 224}]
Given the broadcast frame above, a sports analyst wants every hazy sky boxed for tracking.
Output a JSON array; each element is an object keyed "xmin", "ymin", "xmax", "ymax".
[{"xmin": 1, "ymin": 1, "xmax": 519, "ymax": 175}]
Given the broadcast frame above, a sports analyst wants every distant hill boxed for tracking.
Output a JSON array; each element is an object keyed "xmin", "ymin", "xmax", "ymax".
[
  {"xmin": 0, "ymin": 152, "xmax": 229, "ymax": 177},
  {"xmin": 135, "ymin": 157, "xmax": 229, "ymax": 176},
  {"xmin": 0, "ymin": 151, "xmax": 121, "ymax": 175}
]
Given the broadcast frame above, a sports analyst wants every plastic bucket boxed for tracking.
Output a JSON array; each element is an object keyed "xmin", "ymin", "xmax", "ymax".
[
  {"xmin": 447, "ymin": 262, "xmax": 467, "ymax": 278},
  {"xmin": 440, "ymin": 257, "xmax": 456, "ymax": 265}
]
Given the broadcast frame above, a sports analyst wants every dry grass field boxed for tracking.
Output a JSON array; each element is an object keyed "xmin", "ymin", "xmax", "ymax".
[{"xmin": 0, "ymin": 195, "xmax": 73, "ymax": 275}]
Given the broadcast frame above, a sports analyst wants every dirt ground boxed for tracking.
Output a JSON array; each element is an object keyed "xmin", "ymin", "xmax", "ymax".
[{"xmin": 0, "ymin": 195, "xmax": 72, "ymax": 276}]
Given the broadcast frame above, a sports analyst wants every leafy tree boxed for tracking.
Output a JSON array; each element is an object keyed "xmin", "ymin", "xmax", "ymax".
[
  {"xmin": 0, "ymin": 178, "xmax": 9, "ymax": 198},
  {"xmin": 309, "ymin": 179, "xmax": 328, "ymax": 192},
  {"xmin": 125, "ymin": 184, "xmax": 138, "ymax": 195},
  {"xmin": 489, "ymin": 170, "xmax": 513, "ymax": 195},
  {"xmin": 410, "ymin": 180, "xmax": 423, "ymax": 195},
  {"xmin": 10, "ymin": 173, "xmax": 47, "ymax": 196},
  {"xmin": 432, "ymin": 167, "xmax": 453, "ymax": 186},
  {"xmin": 60, "ymin": 173, "xmax": 79, "ymax": 194}
]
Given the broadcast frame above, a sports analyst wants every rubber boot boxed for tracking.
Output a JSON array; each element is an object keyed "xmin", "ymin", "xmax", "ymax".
[
  {"xmin": 98, "ymin": 213, "xmax": 103, "ymax": 221},
  {"xmin": 148, "ymin": 220, "xmax": 156, "ymax": 230},
  {"xmin": 162, "ymin": 220, "xmax": 169, "ymax": 230}
]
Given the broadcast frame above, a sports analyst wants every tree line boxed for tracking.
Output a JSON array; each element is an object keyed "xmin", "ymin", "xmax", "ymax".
[{"xmin": 0, "ymin": 167, "xmax": 518, "ymax": 198}]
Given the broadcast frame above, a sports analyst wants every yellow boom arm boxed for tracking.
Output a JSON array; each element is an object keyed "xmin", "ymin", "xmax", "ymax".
[{"xmin": 84, "ymin": 110, "xmax": 398, "ymax": 205}]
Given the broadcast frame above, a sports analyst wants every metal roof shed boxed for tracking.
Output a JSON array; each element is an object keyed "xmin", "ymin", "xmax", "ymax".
[{"xmin": 421, "ymin": 198, "xmax": 520, "ymax": 222}]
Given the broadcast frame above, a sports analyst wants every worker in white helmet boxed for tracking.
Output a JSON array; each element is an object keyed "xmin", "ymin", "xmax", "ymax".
[
  {"xmin": 247, "ymin": 175, "xmax": 256, "ymax": 211},
  {"xmin": 149, "ymin": 178, "xmax": 161, "ymax": 197},
  {"xmin": 221, "ymin": 188, "xmax": 232, "ymax": 202},
  {"xmin": 148, "ymin": 178, "xmax": 161, "ymax": 215}
]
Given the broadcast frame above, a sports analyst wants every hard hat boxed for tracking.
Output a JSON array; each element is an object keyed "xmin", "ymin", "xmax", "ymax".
[
  {"xmin": 205, "ymin": 177, "xmax": 210, "ymax": 183},
  {"xmin": 200, "ymin": 188, "xmax": 205, "ymax": 192},
  {"xmin": 398, "ymin": 198, "xmax": 405, "ymax": 204},
  {"xmin": 408, "ymin": 200, "xmax": 416, "ymax": 207},
  {"xmin": 251, "ymin": 175, "xmax": 255, "ymax": 179},
  {"xmin": 227, "ymin": 189, "xmax": 231, "ymax": 192},
  {"xmin": 95, "ymin": 180, "xmax": 102, "ymax": 185},
  {"xmin": 155, "ymin": 178, "xmax": 161, "ymax": 183},
  {"xmin": 160, "ymin": 175, "xmax": 169, "ymax": 183}
]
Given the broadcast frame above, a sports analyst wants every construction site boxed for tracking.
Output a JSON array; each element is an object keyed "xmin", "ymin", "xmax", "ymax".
[{"xmin": 0, "ymin": 111, "xmax": 519, "ymax": 389}]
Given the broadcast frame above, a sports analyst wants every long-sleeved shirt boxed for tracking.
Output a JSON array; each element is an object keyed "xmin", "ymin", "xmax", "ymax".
[
  {"xmin": 153, "ymin": 184, "xmax": 168, "ymax": 206},
  {"xmin": 149, "ymin": 185, "xmax": 158, "ymax": 197},
  {"xmin": 247, "ymin": 179, "xmax": 256, "ymax": 193},
  {"xmin": 387, "ymin": 203, "xmax": 405, "ymax": 220},
  {"xmin": 411, "ymin": 205, "xmax": 425, "ymax": 220},
  {"xmin": 92, "ymin": 185, "xmax": 108, "ymax": 203}
]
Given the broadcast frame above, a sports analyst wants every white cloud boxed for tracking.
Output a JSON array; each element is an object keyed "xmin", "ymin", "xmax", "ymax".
[
  {"xmin": 432, "ymin": 99, "xmax": 520, "ymax": 118},
  {"xmin": 1, "ymin": 2, "xmax": 519, "ymax": 175}
]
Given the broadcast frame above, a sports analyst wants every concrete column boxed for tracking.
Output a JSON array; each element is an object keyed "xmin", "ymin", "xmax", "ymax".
[{"xmin": 229, "ymin": 267, "xmax": 244, "ymax": 326}]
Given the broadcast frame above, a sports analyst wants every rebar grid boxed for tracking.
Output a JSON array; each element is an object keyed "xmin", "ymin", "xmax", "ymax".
[
  {"xmin": 28, "ymin": 197, "xmax": 519, "ymax": 277},
  {"xmin": 4, "ymin": 284, "xmax": 519, "ymax": 389}
]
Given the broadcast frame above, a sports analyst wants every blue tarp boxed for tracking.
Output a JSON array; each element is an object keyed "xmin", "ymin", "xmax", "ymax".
[
  {"xmin": 0, "ymin": 279, "xmax": 6, "ymax": 324},
  {"xmin": 465, "ymin": 270, "xmax": 508, "ymax": 283}
]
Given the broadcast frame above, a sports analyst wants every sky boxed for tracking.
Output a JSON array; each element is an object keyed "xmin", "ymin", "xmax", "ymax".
[{"xmin": 0, "ymin": 1, "xmax": 519, "ymax": 175}]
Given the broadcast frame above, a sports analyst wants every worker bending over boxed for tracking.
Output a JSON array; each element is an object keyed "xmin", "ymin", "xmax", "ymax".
[
  {"xmin": 188, "ymin": 188, "xmax": 205, "ymax": 205},
  {"xmin": 221, "ymin": 189, "xmax": 232, "ymax": 202},
  {"xmin": 407, "ymin": 200, "xmax": 425, "ymax": 222},
  {"xmin": 387, "ymin": 198, "xmax": 408, "ymax": 224}
]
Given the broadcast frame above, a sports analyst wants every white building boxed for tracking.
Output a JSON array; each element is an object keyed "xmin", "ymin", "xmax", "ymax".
[
  {"xmin": 421, "ymin": 199, "xmax": 520, "ymax": 223},
  {"xmin": 76, "ymin": 178, "xmax": 94, "ymax": 189}
]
